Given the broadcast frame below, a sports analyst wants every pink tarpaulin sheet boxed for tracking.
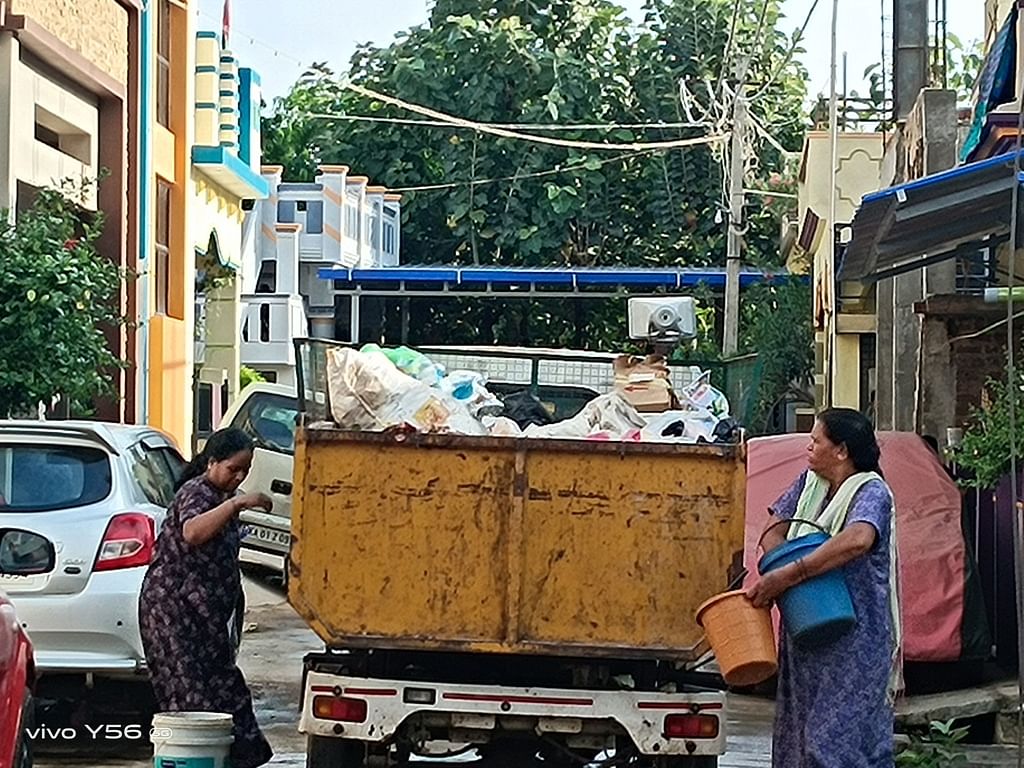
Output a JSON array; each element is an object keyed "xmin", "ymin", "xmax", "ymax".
[{"xmin": 743, "ymin": 432, "xmax": 965, "ymax": 662}]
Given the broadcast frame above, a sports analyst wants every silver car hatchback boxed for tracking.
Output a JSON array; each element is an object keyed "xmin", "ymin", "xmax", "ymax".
[{"xmin": 0, "ymin": 421, "xmax": 184, "ymax": 681}]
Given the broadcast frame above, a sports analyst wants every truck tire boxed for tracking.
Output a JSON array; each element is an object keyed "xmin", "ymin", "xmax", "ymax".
[{"xmin": 306, "ymin": 735, "xmax": 365, "ymax": 768}]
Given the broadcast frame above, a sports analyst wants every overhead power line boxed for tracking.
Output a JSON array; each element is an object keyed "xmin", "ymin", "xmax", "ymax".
[
  {"xmin": 341, "ymin": 81, "xmax": 728, "ymax": 152},
  {"xmin": 310, "ymin": 113, "xmax": 709, "ymax": 132},
  {"xmin": 749, "ymin": 0, "xmax": 822, "ymax": 102},
  {"xmin": 386, "ymin": 149, "xmax": 662, "ymax": 193}
]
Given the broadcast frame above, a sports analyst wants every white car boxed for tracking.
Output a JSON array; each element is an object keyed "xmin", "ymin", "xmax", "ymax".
[
  {"xmin": 0, "ymin": 421, "xmax": 184, "ymax": 681},
  {"xmin": 218, "ymin": 383, "xmax": 298, "ymax": 575}
]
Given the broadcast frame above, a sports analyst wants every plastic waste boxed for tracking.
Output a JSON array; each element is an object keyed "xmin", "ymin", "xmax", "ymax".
[
  {"xmin": 524, "ymin": 392, "xmax": 646, "ymax": 440},
  {"xmin": 681, "ymin": 371, "xmax": 731, "ymax": 418},
  {"xmin": 361, "ymin": 344, "xmax": 446, "ymax": 386}
]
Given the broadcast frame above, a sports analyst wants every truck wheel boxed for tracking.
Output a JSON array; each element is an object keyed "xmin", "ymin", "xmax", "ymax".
[{"xmin": 306, "ymin": 735, "xmax": 365, "ymax": 768}]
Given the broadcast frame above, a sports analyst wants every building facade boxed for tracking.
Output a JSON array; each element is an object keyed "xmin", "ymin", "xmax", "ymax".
[
  {"xmin": 0, "ymin": 0, "xmax": 141, "ymax": 420},
  {"xmin": 795, "ymin": 131, "xmax": 884, "ymax": 413},
  {"xmin": 139, "ymin": 0, "xmax": 195, "ymax": 450},
  {"xmin": 190, "ymin": 31, "xmax": 269, "ymax": 444},
  {"xmin": 239, "ymin": 166, "xmax": 401, "ymax": 386}
]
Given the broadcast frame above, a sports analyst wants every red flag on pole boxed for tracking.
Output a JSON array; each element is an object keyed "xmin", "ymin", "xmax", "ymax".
[{"xmin": 221, "ymin": 0, "xmax": 230, "ymax": 48}]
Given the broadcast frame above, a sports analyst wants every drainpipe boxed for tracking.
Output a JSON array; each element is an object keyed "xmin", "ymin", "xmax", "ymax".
[{"xmin": 138, "ymin": 1, "xmax": 152, "ymax": 424}]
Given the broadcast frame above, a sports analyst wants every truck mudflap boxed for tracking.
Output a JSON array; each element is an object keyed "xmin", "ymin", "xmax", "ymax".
[{"xmin": 299, "ymin": 672, "xmax": 727, "ymax": 758}]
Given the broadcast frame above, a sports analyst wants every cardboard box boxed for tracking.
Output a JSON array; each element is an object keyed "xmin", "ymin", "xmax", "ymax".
[{"xmin": 613, "ymin": 355, "xmax": 676, "ymax": 413}]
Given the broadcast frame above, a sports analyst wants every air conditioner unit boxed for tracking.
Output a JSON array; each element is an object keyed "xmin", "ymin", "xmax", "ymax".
[{"xmin": 627, "ymin": 297, "xmax": 697, "ymax": 342}]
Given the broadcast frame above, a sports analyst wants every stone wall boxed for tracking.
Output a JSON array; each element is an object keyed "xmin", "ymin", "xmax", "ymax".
[{"xmin": 10, "ymin": 0, "xmax": 129, "ymax": 85}]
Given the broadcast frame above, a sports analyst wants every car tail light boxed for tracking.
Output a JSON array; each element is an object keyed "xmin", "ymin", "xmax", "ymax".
[
  {"xmin": 663, "ymin": 714, "xmax": 720, "ymax": 739},
  {"xmin": 313, "ymin": 695, "xmax": 367, "ymax": 723},
  {"xmin": 94, "ymin": 513, "xmax": 155, "ymax": 571}
]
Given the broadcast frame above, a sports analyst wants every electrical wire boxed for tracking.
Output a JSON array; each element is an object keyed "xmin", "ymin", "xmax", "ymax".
[
  {"xmin": 341, "ymin": 81, "xmax": 728, "ymax": 152},
  {"xmin": 309, "ymin": 113, "xmax": 709, "ymax": 131},
  {"xmin": 749, "ymin": 0, "xmax": 822, "ymax": 103},
  {"xmin": 386, "ymin": 149, "xmax": 662, "ymax": 193}
]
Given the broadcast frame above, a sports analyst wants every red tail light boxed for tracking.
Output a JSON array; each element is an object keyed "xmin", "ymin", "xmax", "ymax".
[
  {"xmin": 94, "ymin": 513, "xmax": 155, "ymax": 571},
  {"xmin": 312, "ymin": 696, "xmax": 367, "ymax": 723},
  {"xmin": 664, "ymin": 714, "xmax": 720, "ymax": 739}
]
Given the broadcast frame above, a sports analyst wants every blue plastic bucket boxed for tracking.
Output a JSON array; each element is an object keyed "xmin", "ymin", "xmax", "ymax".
[{"xmin": 758, "ymin": 530, "xmax": 856, "ymax": 648}]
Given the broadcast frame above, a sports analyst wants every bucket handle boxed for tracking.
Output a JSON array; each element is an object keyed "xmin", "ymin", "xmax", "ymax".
[{"xmin": 757, "ymin": 517, "xmax": 831, "ymax": 552}]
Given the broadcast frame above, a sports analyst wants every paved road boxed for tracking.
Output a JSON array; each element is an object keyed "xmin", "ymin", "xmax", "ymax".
[{"xmin": 34, "ymin": 569, "xmax": 1024, "ymax": 768}]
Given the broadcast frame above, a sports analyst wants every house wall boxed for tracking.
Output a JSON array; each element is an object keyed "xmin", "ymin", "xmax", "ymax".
[
  {"xmin": 145, "ymin": 0, "xmax": 195, "ymax": 450},
  {"xmin": 797, "ymin": 131, "xmax": 884, "ymax": 411},
  {"xmin": 0, "ymin": 0, "xmax": 138, "ymax": 422},
  {"xmin": 918, "ymin": 295, "xmax": 1024, "ymax": 437},
  {"xmin": 874, "ymin": 89, "xmax": 958, "ymax": 432}
]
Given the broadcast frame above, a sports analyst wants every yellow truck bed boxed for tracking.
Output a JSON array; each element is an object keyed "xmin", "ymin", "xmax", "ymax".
[{"xmin": 288, "ymin": 428, "xmax": 746, "ymax": 662}]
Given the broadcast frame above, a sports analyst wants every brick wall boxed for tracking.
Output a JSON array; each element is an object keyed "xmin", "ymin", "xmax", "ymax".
[
  {"xmin": 11, "ymin": 0, "xmax": 128, "ymax": 85},
  {"xmin": 918, "ymin": 295, "xmax": 1021, "ymax": 434}
]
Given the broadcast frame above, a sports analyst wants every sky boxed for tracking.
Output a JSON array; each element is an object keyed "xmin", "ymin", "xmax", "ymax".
[{"xmin": 196, "ymin": 0, "xmax": 985, "ymax": 106}]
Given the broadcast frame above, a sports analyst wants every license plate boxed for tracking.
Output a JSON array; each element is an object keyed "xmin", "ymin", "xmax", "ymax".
[
  {"xmin": 243, "ymin": 525, "xmax": 290, "ymax": 549},
  {"xmin": 0, "ymin": 572, "xmax": 49, "ymax": 591}
]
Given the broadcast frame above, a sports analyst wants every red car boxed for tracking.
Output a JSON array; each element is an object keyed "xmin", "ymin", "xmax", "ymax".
[{"xmin": 0, "ymin": 528, "xmax": 54, "ymax": 768}]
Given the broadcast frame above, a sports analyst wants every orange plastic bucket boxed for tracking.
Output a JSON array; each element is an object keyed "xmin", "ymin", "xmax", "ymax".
[{"xmin": 695, "ymin": 590, "xmax": 778, "ymax": 687}]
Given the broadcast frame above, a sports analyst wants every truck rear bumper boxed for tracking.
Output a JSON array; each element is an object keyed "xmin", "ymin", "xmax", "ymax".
[{"xmin": 299, "ymin": 672, "xmax": 726, "ymax": 757}]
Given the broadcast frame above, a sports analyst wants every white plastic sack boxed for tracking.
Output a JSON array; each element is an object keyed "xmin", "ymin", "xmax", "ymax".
[
  {"xmin": 524, "ymin": 392, "xmax": 645, "ymax": 440},
  {"xmin": 326, "ymin": 347, "xmax": 485, "ymax": 435},
  {"xmin": 326, "ymin": 347, "xmax": 420, "ymax": 430},
  {"xmin": 640, "ymin": 409, "xmax": 720, "ymax": 443}
]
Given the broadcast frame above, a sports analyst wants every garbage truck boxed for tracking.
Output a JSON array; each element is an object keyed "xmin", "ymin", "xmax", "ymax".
[{"xmin": 288, "ymin": 338, "xmax": 748, "ymax": 767}]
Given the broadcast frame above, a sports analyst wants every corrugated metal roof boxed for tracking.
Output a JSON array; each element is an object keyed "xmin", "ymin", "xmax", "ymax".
[
  {"xmin": 319, "ymin": 265, "xmax": 793, "ymax": 289},
  {"xmin": 840, "ymin": 150, "xmax": 1024, "ymax": 282}
]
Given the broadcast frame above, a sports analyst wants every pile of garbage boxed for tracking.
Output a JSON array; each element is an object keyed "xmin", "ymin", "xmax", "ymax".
[{"xmin": 324, "ymin": 344, "xmax": 739, "ymax": 444}]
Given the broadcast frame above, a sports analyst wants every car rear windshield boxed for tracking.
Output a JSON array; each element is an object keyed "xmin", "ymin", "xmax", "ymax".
[{"xmin": 0, "ymin": 445, "xmax": 112, "ymax": 511}]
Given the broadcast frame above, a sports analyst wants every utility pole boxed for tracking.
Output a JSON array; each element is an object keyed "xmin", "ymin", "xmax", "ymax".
[{"xmin": 723, "ymin": 93, "xmax": 747, "ymax": 357}]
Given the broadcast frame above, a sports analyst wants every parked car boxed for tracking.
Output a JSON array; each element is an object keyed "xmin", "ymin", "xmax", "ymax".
[
  {"xmin": 0, "ymin": 421, "xmax": 184, "ymax": 688},
  {"xmin": 219, "ymin": 383, "xmax": 298, "ymax": 575},
  {"xmin": 0, "ymin": 528, "xmax": 53, "ymax": 768}
]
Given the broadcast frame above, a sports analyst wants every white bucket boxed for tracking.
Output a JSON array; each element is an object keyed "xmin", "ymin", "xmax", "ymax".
[{"xmin": 151, "ymin": 711, "xmax": 234, "ymax": 768}]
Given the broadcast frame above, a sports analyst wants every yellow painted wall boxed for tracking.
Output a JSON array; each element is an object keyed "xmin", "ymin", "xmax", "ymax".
[
  {"xmin": 798, "ymin": 132, "xmax": 884, "ymax": 410},
  {"xmin": 147, "ymin": 0, "xmax": 196, "ymax": 452},
  {"xmin": 148, "ymin": 315, "xmax": 190, "ymax": 448},
  {"xmin": 832, "ymin": 334, "xmax": 861, "ymax": 410}
]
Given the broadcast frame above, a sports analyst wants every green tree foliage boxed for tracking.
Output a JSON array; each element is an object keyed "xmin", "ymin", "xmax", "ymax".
[
  {"xmin": 263, "ymin": 0, "xmax": 807, "ymax": 274},
  {"xmin": 264, "ymin": 1, "xmax": 812, "ymax": 425},
  {"xmin": 0, "ymin": 181, "xmax": 125, "ymax": 417}
]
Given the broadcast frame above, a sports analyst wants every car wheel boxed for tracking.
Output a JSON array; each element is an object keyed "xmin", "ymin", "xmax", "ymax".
[{"xmin": 14, "ymin": 687, "xmax": 34, "ymax": 768}]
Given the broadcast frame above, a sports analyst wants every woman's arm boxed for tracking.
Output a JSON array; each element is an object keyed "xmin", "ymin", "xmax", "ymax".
[
  {"xmin": 182, "ymin": 492, "xmax": 272, "ymax": 547},
  {"xmin": 747, "ymin": 521, "xmax": 877, "ymax": 608}
]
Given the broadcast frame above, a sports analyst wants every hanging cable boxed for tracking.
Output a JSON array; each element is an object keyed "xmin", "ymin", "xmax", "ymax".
[
  {"xmin": 308, "ymin": 113, "xmax": 710, "ymax": 131},
  {"xmin": 386, "ymin": 149, "xmax": 662, "ymax": 193},
  {"xmin": 341, "ymin": 81, "xmax": 727, "ymax": 152},
  {"xmin": 748, "ymin": 0, "xmax": 822, "ymax": 103}
]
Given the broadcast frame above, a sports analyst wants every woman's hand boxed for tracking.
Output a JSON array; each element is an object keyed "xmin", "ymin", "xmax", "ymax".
[
  {"xmin": 746, "ymin": 563, "xmax": 800, "ymax": 608},
  {"xmin": 236, "ymin": 492, "xmax": 273, "ymax": 513}
]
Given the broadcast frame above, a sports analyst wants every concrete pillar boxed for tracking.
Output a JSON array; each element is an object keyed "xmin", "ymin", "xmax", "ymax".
[
  {"xmin": 893, "ymin": 0, "xmax": 929, "ymax": 120},
  {"xmin": 316, "ymin": 165, "xmax": 348, "ymax": 264},
  {"xmin": 275, "ymin": 223, "xmax": 301, "ymax": 295},
  {"xmin": 0, "ymin": 33, "xmax": 19, "ymax": 214}
]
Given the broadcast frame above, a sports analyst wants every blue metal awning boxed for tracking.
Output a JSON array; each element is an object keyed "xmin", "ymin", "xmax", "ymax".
[
  {"xmin": 319, "ymin": 265, "xmax": 793, "ymax": 290},
  {"xmin": 839, "ymin": 150, "xmax": 1024, "ymax": 282}
]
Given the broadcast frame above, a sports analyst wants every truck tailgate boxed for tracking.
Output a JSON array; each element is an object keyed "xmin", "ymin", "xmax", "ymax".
[{"xmin": 289, "ymin": 428, "xmax": 746, "ymax": 662}]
